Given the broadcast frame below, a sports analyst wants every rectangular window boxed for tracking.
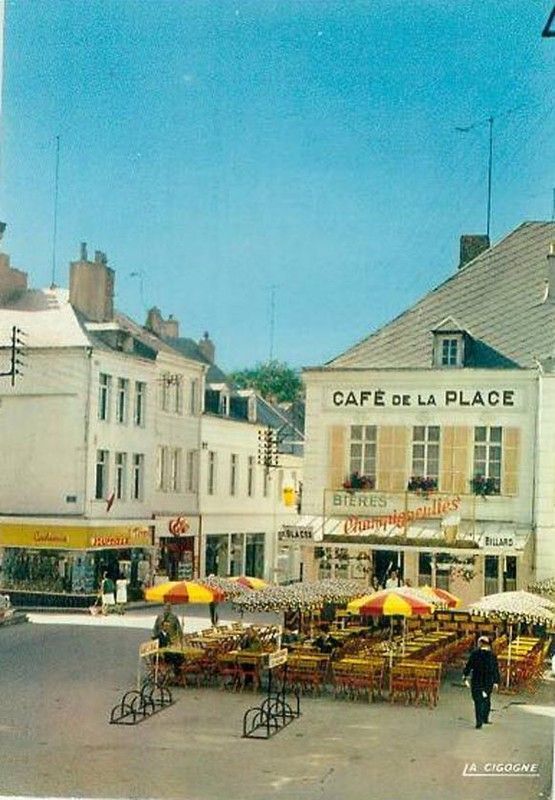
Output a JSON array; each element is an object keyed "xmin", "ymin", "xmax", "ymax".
[
  {"xmin": 157, "ymin": 446, "xmax": 170, "ymax": 491},
  {"xmin": 98, "ymin": 373, "xmax": 111, "ymax": 421},
  {"xmin": 115, "ymin": 452, "xmax": 127, "ymax": 500},
  {"xmin": 207, "ymin": 451, "xmax": 217, "ymax": 495},
  {"xmin": 161, "ymin": 373, "xmax": 170, "ymax": 412},
  {"xmin": 441, "ymin": 338, "xmax": 459, "ymax": 366},
  {"xmin": 411, "ymin": 426, "xmax": 440, "ymax": 485},
  {"xmin": 190, "ymin": 379, "xmax": 198, "ymax": 415},
  {"xmin": 485, "ymin": 555, "xmax": 500, "ymax": 595},
  {"xmin": 170, "ymin": 448, "xmax": 181, "ymax": 492},
  {"xmin": 174, "ymin": 376, "xmax": 183, "ymax": 414},
  {"xmin": 230, "ymin": 454, "xmax": 238, "ymax": 496},
  {"xmin": 95, "ymin": 449, "xmax": 108, "ymax": 499},
  {"xmin": 263, "ymin": 467, "xmax": 269, "ymax": 498},
  {"xmin": 186, "ymin": 450, "xmax": 198, "ymax": 492},
  {"xmin": 116, "ymin": 378, "xmax": 129, "ymax": 424},
  {"xmin": 132, "ymin": 453, "xmax": 144, "ymax": 501},
  {"xmin": 134, "ymin": 381, "xmax": 146, "ymax": 426},
  {"xmin": 349, "ymin": 425, "xmax": 376, "ymax": 484},
  {"xmin": 247, "ymin": 456, "xmax": 255, "ymax": 497},
  {"xmin": 474, "ymin": 426, "xmax": 502, "ymax": 494},
  {"xmin": 245, "ymin": 533, "xmax": 265, "ymax": 578}
]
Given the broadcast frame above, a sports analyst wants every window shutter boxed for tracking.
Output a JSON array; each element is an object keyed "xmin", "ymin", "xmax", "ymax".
[
  {"xmin": 440, "ymin": 426, "xmax": 471, "ymax": 494},
  {"xmin": 502, "ymin": 428, "xmax": 520, "ymax": 496},
  {"xmin": 328, "ymin": 426, "xmax": 346, "ymax": 490},
  {"xmin": 377, "ymin": 426, "xmax": 409, "ymax": 492}
]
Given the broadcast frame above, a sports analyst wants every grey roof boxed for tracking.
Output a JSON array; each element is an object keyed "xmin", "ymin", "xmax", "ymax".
[
  {"xmin": 327, "ymin": 221, "xmax": 555, "ymax": 370},
  {"xmin": 164, "ymin": 336, "xmax": 229, "ymax": 384}
]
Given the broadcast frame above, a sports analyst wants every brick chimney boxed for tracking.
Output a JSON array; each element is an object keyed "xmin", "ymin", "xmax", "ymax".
[
  {"xmin": 69, "ymin": 243, "xmax": 114, "ymax": 321},
  {"xmin": 162, "ymin": 314, "xmax": 179, "ymax": 338},
  {"xmin": 198, "ymin": 331, "xmax": 215, "ymax": 363},
  {"xmin": 0, "ymin": 225, "xmax": 29, "ymax": 306},
  {"xmin": 459, "ymin": 234, "xmax": 490, "ymax": 269},
  {"xmin": 145, "ymin": 308, "xmax": 179, "ymax": 338}
]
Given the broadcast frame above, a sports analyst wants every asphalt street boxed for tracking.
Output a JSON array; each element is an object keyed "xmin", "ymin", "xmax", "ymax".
[{"xmin": 0, "ymin": 614, "xmax": 552, "ymax": 800}]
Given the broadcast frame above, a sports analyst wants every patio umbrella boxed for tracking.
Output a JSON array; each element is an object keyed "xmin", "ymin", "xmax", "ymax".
[
  {"xmin": 145, "ymin": 581, "xmax": 225, "ymax": 604},
  {"xmin": 229, "ymin": 576, "xmax": 269, "ymax": 590},
  {"xmin": 469, "ymin": 591, "xmax": 555, "ymax": 688},
  {"xmin": 419, "ymin": 585, "xmax": 461, "ymax": 608},
  {"xmin": 347, "ymin": 588, "xmax": 437, "ymax": 661}
]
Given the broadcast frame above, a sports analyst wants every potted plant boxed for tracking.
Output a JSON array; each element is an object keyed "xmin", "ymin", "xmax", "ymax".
[
  {"xmin": 407, "ymin": 476, "xmax": 438, "ymax": 495},
  {"xmin": 342, "ymin": 472, "xmax": 375, "ymax": 490},
  {"xmin": 471, "ymin": 475, "xmax": 499, "ymax": 497}
]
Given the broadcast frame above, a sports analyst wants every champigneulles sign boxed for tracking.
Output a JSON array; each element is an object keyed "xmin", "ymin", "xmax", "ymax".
[{"xmin": 330, "ymin": 388, "xmax": 516, "ymax": 408}]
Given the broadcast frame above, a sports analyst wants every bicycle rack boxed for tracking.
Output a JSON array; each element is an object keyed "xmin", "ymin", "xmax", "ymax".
[
  {"xmin": 242, "ymin": 667, "xmax": 301, "ymax": 739},
  {"xmin": 109, "ymin": 680, "xmax": 174, "ymax": 725}
]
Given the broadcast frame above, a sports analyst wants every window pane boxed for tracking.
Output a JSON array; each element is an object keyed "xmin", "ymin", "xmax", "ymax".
[
  {"xmin": 413, "ymin": 426, "xmax": 425, "ymax": 441},
  {"xmin": 428, "ymin": 426, "xmax": 440, "ymax": 442},
  {"xmin": 475, "ymin": 427, "xmax": 486, "ymax": 442},
  {"xmin": 490, "ymin": 427, "xmax": 502, "ymax": 443},
  {"xmin": 351, "ymin": 426, "xmax": 362, "ymax": 441},
  {"xmin": 364, "ymin": 426, "xmax": 376, "ymax": 441}
]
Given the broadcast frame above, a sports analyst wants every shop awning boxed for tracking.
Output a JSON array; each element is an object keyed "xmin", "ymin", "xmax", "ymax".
[{"xmin": 313, "ymin": 517, "xmax": 531, "ymax": 556}]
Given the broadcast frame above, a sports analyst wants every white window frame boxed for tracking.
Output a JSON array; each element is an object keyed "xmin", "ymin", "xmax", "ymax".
[
  {"xmin": 411, "ymin": 426, "xmax": 440, "ymax": 482},
  {"xmin": 132, "ymin": 453, "xmax": 144, "ymax": 501},
  {"xmin": 247, "ymin": 456, "xmax": 255, "ymax": 497},
  {"xmin": 186, "ymin": 450, "xmax": 198, "ymax": 493},
  {"xmin": 116, "ymin": 377, "xmax": 129, "ymax": 424},
  {"xmin": 115, "ymin": 452, "xmax": 127, "ymax": 500},
  {"xmin": 207, "ymin": 451, "xmax": 217, "ymax": 496},
  {"xmin": 134, "ymin": 381, "xmax": 146, "ymax": 426},
  {"xmin": 349, "ymin": 425, "xmax": 377, "ymax": 482},
  {"xmin": 170, "ymin": 448, "xmax": 181, "ymax": 493},
  {"xmin": 98, "ymin": 373, "xmax": 111, "ymax": 421},
  {"xmin": 95, "ymin": 449, "xmax": 108, "ymax": 499},
  {"xmin": 473, "ymin": 426, "xmax": 502, "ymax": 494},
  {"xmin": 230, "ymin": 453, "xmax": 238, "ymax": 496}
]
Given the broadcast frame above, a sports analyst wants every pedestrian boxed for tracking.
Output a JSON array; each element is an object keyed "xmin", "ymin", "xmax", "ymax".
[
  {"xmin": 385, "ymin": 570, "xmax": 400, "ymax": 589},
  {"xmin": 153, "ymin": 603, "xmax": 183, "ymax": 646},
  {"xmin": 115, "ymin": 575, "xmax": 128, "ymax": 614},
  {"xmin": 100, "ymin": 572, "xmax": 116, "ymax": 614},
  {"xmin": 463, "ymin": 635, "xmax": 500, "ymax": 729},
  {"xmin": 209, "ymin": 600, "xmax": 219, "ymax": 627}
]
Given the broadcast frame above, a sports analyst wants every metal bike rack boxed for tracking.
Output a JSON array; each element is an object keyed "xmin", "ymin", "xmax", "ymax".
[
  {"xmin": 242, "ymin": 666, "xmax": 301, "ymax": 739},
  {"xmin": 109, "ymin": 680, "xmax": 174, "ymax": 725}
]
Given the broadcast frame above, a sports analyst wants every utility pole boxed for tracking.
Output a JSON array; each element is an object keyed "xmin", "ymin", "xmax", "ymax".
[
  {"xmin": 486, "ymin": 117, "xmax": 493, "ymax": 239},
  {"xmin": 51, "ymin": 135, "xmax": 60, "ymax": 288}
]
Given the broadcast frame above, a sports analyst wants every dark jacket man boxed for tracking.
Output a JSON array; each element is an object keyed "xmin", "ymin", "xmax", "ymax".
[{"xmin": 463, "ymin": 636, "xmax": 501, "ymax": 728}]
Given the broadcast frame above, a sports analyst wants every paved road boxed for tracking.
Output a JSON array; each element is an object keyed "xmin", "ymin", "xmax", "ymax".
[{"xmin": 0, "ymin": 619, "xmax": 552, "ymax": 800}]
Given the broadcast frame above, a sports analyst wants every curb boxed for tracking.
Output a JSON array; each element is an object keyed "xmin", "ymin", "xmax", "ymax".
[{"xmin": 0, "ymin": 612, "xmax": 29, "ymax": 628}]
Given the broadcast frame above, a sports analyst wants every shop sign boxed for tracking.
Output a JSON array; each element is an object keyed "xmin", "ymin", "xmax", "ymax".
[
  {"xmin": 168, "ymin": 516, "xmax": 190, "ymax": 536},
  {"xmin": 139, "ymin": 639, "xmax": 160, "ymax": 657},
  {"xmin": 267, "ymin": 649, "xmax": 288, "ymax": 669},
  {"xmin": 329, "ymin": 388, "xmax": 517, "ymax": 409},
  {"xmin": 278, "ymin": 526, "xmax": 313, "ymax": 541},
  {"xmin": 483, "ymin": 535, "xmax": 515, "ymax": 548},
  {"xmin": 0, "ymin": 523, "xmax": 151, "ymax": 550}
]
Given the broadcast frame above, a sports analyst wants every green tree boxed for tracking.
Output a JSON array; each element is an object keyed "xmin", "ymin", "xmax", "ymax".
[{"xmin": 230, "ymin": 360, "xmax": 303, "ymax": 404}]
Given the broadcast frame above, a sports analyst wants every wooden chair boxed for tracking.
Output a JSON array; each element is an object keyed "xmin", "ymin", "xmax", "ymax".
[{"xmin": 389, "ymin": 664, "xmax": 416, "ymax": 705}]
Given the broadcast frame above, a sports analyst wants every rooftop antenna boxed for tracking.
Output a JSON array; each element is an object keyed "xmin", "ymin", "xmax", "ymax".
[
  {"xmin": 50, "ymin": 134, "xmax": 60, "ymax": 288},
  {"xmin": 455, "ymin": 115, "xmax": 494, "ymax": 239}
]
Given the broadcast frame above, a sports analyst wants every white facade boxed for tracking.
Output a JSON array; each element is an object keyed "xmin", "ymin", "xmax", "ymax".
[{"xmin": 301, "ymin": 366, "xmax": 545, "ymax": 603}]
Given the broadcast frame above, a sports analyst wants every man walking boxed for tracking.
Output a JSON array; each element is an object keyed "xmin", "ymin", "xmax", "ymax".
[{"xmin": 463, "ymin": 635, "xmax": 500, "ymax": 729}]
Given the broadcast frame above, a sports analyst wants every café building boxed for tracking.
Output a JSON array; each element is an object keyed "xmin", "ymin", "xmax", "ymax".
[{"xmin": 301, "ymin": 222, "xmax": 555, "ymax": 604}]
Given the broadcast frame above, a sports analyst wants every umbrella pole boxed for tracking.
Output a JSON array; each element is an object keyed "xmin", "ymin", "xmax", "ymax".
[
  {"xmin": 506, "ymin": 622, "xmax": 512, "ymax": 689},
  {"xmin": 402, "ymin": 616, "xmax": 406, "ymax": 657}
]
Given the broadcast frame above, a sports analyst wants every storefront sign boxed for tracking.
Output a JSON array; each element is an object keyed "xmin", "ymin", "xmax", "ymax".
[
  {"xmin": 278, "ymin": 526, "xmax": 313, "ymax": 541},
  {"xmin": 483, "ymin": 535, "xmax": 515, "ymax": 548},
  {"xmin": 267, "ymin": 649, "xmax": 288, "ymax": 669},
  {"xmin": 330, "ymin": 388, "xmax": 517, "ymax": 409},
  {"xmin": 0, "ymin": 523, "xmax": 152, "ymax": 550},
  {"xmin": 139, "ymin": 639, "xmax": 160, "ymax": 657},
  {"xmin": 168, "ymin": 516, "xmax": 190, "ymax": 535}
]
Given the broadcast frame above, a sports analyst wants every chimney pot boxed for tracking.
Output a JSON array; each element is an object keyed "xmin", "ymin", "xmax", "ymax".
[{"xmin": 80, "ymin": 242, "xmax": 88, "ymax": 261}]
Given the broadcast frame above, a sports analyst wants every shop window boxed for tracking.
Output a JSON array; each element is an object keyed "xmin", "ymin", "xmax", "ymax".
[
  {"xmin": 205, "ymin": 534, "xmax": 228, "ymax": 576},
  {"xmin": 410, "ymin": 426, "xmax": 440, "ymax": 489},
  {"xmin": 98, "ymin": 373, "xmax": 111, "ymax": 421},
  {"xmin": 95, "ymin": 449, "xmax": 108, "ymax": 499},
  {"xmin": 134, "ymin": 381, "xmax": 146, "ymax": 426},
  {"xmin": 418, "ymin": 552, "xmax": 432, "ymax": 586},
  {"xmin": 230, "ymin": 533, "xmax": 244, "ymax": 576},
  {"xmin": 247, "ymin": 456, "xmax": 255, "ymax": 497},
  {"xmin": 230, "ymin": 454, "xmax": 238, "ymax": 496},
  {"xmin": 348, "ymin": 425, "xmax": 376, "ymax": 487},
  {"xmin": 116, "ymin": 378, "xmax": 129, "ymax": 424},
  {"xmin": 485, "ymin": 555, "xmax": 500, "ymax": 595},
  {"xmin": 132, "ymin": 453, "xmax": 144, "ymax": 501},
  {"xmin": 115, "ymin": 452, "xmax": 127, "ymax": 500},
  {"xmin": 473, "ymin": 427, "xmax": 502, "ymax": 495},
  {"xmin": 245, "ymin": 533, "xmax": 265, "ymax": 578},
  {"xmin": 207, "ymin": 451, "xmax": 217, "ymax": 495},
  {"xmin": 503, "ymin": 555, "xmax": 517, "ymax": 592}
]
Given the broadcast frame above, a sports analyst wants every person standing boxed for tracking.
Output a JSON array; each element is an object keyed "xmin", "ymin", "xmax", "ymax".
[
  {"xmin": 100, "ymin": 572, "xmax": 116, "ymax": 614},
  {"xmin": 463, "ymin": 635, "xmax": 500, "ymax": 728}
]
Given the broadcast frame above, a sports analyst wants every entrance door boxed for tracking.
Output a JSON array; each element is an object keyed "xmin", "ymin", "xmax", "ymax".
[{"xmin": 373, "ymin": 550, "xmax": 404, "ymax": 587}]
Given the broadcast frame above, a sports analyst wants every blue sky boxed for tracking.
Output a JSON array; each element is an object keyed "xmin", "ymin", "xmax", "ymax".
[{"xmin": 1, "ymin": 1, "xmax": 554, "ymax": 370}]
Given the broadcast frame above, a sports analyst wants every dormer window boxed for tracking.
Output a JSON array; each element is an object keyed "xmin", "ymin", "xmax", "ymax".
[
  {"xmin": 431, "ymin": 317, "xmax": 469, "ymax": 368},
  {"xmin": 441, "ymin": 337, "xmax": 460, "ymax": 366}
]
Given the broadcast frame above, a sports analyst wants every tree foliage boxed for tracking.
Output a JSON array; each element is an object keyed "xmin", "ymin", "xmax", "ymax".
[{"xmin": 230, "ymin": 360, "xmax": 303, "ymax": 404}]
